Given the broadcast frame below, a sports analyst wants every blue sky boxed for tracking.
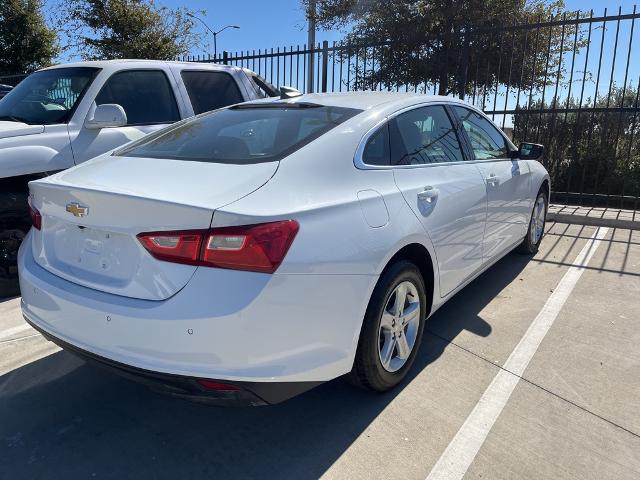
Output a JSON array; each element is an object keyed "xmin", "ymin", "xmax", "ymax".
[
  {"xmin": 40, "ymin": 0, "xmax": 639, "ymax": 128},
  {"xmin": 155, "ymin": 0, "xmax": 638, "ymax": 57},
  {"xmin": 46, "ymin": 0, "xmax": 638, "ymax": 59}
]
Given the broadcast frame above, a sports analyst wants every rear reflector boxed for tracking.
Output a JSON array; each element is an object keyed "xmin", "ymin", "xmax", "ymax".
[
  {"xmin": 196, "ymin": 379, "xmax": 241, "ymax": 391},
  {"xmin": 28, "ymin": 197, "xmax": 42, "ymax": 230},
  {"xmin": 137, "ymin": 220, "xmax": 299, "ymax": 273}
]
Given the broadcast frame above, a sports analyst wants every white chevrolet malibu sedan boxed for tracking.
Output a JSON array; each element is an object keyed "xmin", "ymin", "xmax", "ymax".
[{"xmin": 19, "ymin": 92, "xmax": 549, "ymax": 405}]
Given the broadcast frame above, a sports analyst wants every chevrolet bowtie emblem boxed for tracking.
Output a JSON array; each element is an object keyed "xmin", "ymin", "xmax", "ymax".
[{"xmin": 66, "ymin": 202, "xmax": 89, "ymax": 217}]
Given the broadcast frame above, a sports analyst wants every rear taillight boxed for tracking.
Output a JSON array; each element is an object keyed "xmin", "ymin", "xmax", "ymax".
[
  {"xmin": 202, "ymin": 221, "xmax": 299, "ymax": 273},
  {"xmin": 137, "ymin": 230, "xmax": 203, "ymax": 265},
  {"xmin": 137, "ymin": 220, "xmax": 299, "ymax": 274},
  {"xmin": 28, "ymin": 197, "xmax": 42, "ymax": 230}
]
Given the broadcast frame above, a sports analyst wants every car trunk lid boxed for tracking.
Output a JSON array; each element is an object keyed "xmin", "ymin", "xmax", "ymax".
[{"xmin": 28, "ymin": 156, "xmax": 278, "ymax": 300}]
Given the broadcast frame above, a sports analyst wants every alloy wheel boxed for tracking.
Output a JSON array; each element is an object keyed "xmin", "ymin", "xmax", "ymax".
[
  {"xmin": 378, "ymin": 281, "xmax": 421, "ymax": 373},
  {"xmin": 530, "ymin": 195, "xmax": 546, "ymax": 244}
]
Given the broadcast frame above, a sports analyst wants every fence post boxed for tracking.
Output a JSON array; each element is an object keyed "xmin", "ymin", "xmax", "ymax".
[
  {"xmin": 223, "ymin": 51, "xmax": 229, "ymax": 65},
  {"xmin": 321, "ymin": 40, "xmax": 329, "ymax": 92},
  {"xmin": 459, "ymin": 30, "xmax": 471, "ymax": 99}
]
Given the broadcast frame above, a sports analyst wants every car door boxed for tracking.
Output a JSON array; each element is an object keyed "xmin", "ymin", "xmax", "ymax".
[
  {"xmin": 388, "ymin": 104, "xmax": 488, "ymax": 298},
  {"xmin": 452, "ymin": 106, "xmax": 532, "ymax": 263},
  {"xmin": 70, "ymin": 69, "xmax": 182, "ymax": 164}
]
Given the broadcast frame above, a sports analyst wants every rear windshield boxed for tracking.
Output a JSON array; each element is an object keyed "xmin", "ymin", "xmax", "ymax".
[{"xmin": 115, "ymin": 103, "xmax": 361, "ymax": 164}]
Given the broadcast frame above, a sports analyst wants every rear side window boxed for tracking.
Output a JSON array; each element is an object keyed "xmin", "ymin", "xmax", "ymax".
[
  {"xmin": 115, "ymin": 103, "xmax": 361, "ymax": 164},
  {"xmin": 453, "ymin": 106, "xmax": 508, "ymax": 159},
  {"xmin": 390, "ymin": 105, "xmax": 464, "ymax": 164},
  {"xmin": 362, "ymin": 125, "xmax": 390, "ymax": 166},
  {"xmin": 96, "ymin": 70, "xmax": 180, "ymax": 125},
  {"xmin": 181, "ymin": 71, "xmax": 244, "ymax": 114}
]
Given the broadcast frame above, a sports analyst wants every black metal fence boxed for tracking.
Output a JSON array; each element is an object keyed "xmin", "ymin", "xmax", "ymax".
[
  {"xmin": 3, "ymin": 7, "xmax": 639, "ymax": 209},
  {"xmin": 183, "ymin": 7, "xmax": 640, "ymax": 209}
]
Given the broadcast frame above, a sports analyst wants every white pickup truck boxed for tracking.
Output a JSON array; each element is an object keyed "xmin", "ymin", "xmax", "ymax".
[{"xmin": 0, "ymin": 59, "xmax": 278, "ymax": 295}]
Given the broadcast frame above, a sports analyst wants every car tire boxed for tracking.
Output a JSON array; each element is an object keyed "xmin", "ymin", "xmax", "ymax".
[
  {"xmin": 516, "ymin": 189, "xmax": 548, "ymax": 255},
  {"xmin": 349, "ymin": 260, "xmax": 427, "ymax": 392}
]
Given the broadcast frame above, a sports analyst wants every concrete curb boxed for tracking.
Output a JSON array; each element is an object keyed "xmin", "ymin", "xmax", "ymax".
[{"xmin": 547, "ymin": 212, "xmax": 640, "ymax": 231}]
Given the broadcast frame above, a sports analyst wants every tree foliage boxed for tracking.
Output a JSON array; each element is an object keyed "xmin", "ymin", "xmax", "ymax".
[
  {"xmin": 304, "ymin": 0, "xmax": 580, "ymax": 96},
  {"xmin": 514, "ymin": 85, "xmax": 640, "ymax": 199},
  {"xmin": 59, "ymin": 0, "xmax": 201, "ymax": 60},
  {"xmin": 0, "ymin": 0, "xmax": 58, "ymax": 75}
]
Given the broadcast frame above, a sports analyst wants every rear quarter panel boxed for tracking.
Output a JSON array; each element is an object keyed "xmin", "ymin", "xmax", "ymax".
[
  {"xmin": 213, "ymin": 115, "xmax": 438, "ymax": 279},
  {"xmin": 211, "ymin": 116, "xmax": 441, "ymax": 373}
]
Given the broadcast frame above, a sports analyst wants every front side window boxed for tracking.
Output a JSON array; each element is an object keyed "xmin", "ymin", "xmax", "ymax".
[
  {"xmin": 181, "ymin": 70, "xmax": 244, "ymax": 115},
  {"xmin": 95, "ymin": 70, "xmax": 180, "ymax": 125},
  {"xmin": 453, "ymin": 106, "xmax": 508, "ymax": 160},
  {"xmin": 115, "ymin": 103, "xmax": 361, "ymax": 164},
  {"xmin": 0, "ymin": 67, "xmax": 99, "ymax": 125}
]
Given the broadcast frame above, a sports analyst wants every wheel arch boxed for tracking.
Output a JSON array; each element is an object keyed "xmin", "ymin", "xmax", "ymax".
[
  {"xmin": 348, "ymin": 240, "xmax": 437, "ymax": 382},
  {"xmin": 379, "ymin": 242, "xmax": 436, "ymax": 318},
  {"xmin": 540, "ymin": 177, "xmax": 550, "ymax": 200}
]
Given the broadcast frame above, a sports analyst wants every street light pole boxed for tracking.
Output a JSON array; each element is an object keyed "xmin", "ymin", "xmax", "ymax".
[
  {"xmin": 186, "ymin": 13, "xmax": 239, "ymax": 59},
  {"xmin": 212, "ymin": 25, "xmax": 240, "ymax": 58}
]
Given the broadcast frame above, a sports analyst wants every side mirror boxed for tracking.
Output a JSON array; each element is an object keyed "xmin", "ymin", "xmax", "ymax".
[
  {"xmin": 516, "ymin": 142, "xmax": 544, "ymax": 160},
  {"xmin": 85, "ymin": 104, "xmax": 127, "ymax": 129}
]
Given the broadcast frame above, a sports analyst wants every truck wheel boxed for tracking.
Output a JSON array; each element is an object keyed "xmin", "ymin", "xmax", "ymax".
[{"xmin": 0, "ymin": 191, "xmax": 30, "ymax": 298}]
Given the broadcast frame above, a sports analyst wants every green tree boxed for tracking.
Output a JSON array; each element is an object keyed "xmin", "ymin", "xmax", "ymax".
[
  {"xmin": 60, "ymin": 0, "xmax": 201, "ymax": 60},
  {"xmin": 304, "ymin": 0, "xmax": 579, "ymax": 96},
  {"xmin": 513, "ymin": 85, "xmax": 640, "ymax": 199},
  {"xmin": 0, "ymin": 0, "xmax": 58, "ymax": 75}
]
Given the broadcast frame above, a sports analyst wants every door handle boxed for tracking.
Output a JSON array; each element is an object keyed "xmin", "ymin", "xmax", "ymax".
[
  {"xmin": 486, "ymin": 174, "xmax": 499, "ymax": 186},
  {"xmin": 417, "ymin": 186, "xmax": 439, "ymax": 202}
]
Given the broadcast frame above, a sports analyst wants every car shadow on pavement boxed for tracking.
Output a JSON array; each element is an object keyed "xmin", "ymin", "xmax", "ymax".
[{"xmin": 0, "ymin": 253, "xmax": 530, "ymax": 480}]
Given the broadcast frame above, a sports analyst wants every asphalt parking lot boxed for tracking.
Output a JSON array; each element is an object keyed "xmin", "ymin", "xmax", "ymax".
[{"xmin": 1, "ymin": 220, "xmax": 639, "ymax": 480}]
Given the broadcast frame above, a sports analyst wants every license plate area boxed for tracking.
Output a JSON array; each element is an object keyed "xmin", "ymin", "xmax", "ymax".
[{"xmin": 42, "ymin": 219, "xmax": 139, "ymax": 286}]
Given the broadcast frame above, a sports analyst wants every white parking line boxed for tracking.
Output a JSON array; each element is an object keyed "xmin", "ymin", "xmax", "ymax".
[
  {"xmin": 426, "ymin": 226, "xmax": 610, "ymax": 480},
  {"xmin": 0, "ymin": 323, "xmax": 33, "ymax": 342}
]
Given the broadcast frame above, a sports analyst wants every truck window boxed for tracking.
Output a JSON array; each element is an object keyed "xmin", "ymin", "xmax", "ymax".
[
  {"xmin": 95, "ymin": 70, "xmax": 180, "ymax": 126},
  {"xmin": 248, "ymin": 74, "xmax": 279, "ymax": 98},
  {"xmin": 181, "ymin": 70, "xmax": 244, "ymax": 115},
  {"xmin": 0, "ymin": 67, "xmax": 99, "ymax": 125}
]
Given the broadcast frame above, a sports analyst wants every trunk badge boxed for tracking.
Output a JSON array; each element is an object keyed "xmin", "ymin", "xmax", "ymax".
[{"xmin": 66, "ymin": 202, "xmax": 89, "ymax": 217}]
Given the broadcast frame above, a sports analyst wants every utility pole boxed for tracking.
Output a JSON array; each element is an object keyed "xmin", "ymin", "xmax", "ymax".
[{"xmin": 307, "ymin": 0, "xmax": 316, "ymax": 93}]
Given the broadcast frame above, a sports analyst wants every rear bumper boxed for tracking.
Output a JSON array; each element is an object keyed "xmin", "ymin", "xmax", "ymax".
[
  {"xmin": 24, "ymin": 316, "xmax": 319, "ymax": 406},
  {"xmin": 19, "ymin": 231, "xmax": 377, "ymax": 386}
]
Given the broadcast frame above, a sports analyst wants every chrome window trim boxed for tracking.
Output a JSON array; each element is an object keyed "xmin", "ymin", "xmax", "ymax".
[{"xmin": 354, "ymin": 100, "xmax": 517, "ymax": 170}]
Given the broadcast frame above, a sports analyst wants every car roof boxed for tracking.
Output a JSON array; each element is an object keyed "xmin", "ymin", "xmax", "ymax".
[
  {"xmin": 248, "ymin": 91, "xmax": 468, "ymax": 111},
  {"xmin": 39, "ymin": 59, "xmax": 241, "ymax": 72}
]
